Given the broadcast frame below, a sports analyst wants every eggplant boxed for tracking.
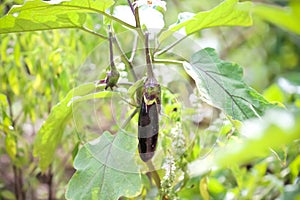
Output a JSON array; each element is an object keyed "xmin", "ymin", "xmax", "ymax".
[{"xmin": 138, "ymin": 80, "xmax": 161, "ymax": 162}]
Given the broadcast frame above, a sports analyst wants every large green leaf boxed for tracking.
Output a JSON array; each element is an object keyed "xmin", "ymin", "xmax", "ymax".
[
  {"xmin": 33, "ymin": 83, "xmax": 112, "ymax": 171},
  {"xmin": 0, "ymin": 0, "xmax": 114, "ymax": 34},
  {"xmin": 189, "ymin": 109, "xmax": 300, "ymax": 177},
  {"xmin": 183, "ymin": 48, "xmax": 273, "ymax": 121},
  {"xmin": 159, "ymin": 0, "xmax": 252, "ymax": 42},
  {"xmin": 66, "ymin": 131, "xmax": 142, "ymax": 200},
  {"xmin": 253, "ymin": 1, "xmax": 300, "ymax": 35}
]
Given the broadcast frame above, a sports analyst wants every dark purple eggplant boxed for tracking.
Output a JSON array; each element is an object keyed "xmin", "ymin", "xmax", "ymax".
[{"xmin": 138, "ymin": 97, "xmax": 159, "ymax": 162}]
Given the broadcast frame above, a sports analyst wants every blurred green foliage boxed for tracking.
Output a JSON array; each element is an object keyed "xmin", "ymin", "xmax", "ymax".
[{"xmin": 0, "ymin": 0, "xmax": 299, "ymax": 199}]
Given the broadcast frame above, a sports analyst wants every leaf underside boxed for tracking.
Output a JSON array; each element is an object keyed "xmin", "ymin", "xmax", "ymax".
[
  {"xmin": 66, "ymin": 131, "xmax": 142, "ymax": 200},
  {"xmin": 183, "ymin": 48, "xmax": 274, "ymax": 121},
  {"xmin": 0, "ymin": 0, "xmax": 114, "ymax": 34}
]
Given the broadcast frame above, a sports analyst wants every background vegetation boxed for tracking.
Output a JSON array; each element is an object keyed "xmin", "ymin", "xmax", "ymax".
[{"xmin": 0, "ymin": 0, "xmax": 300, "ymax": 199}]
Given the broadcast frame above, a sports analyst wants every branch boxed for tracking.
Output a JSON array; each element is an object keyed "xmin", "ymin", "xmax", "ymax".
[
  {"xmin": 121, "ymin": 108, "xmax": 139, "ymax": 129},
  {"xmin": 154, "ymin": 36, "xmax": 187, "ymax": 57},
  {"xmin": 108, "ymin": 25, "xmax": 116, "ymax": 71},
  {"xmin": 129, "ymin": 32, "xmax": 139, "ymax": 63},
  {"xmin": 127, "ymin": 0, "xmax": 135, "ymax": 15},
  {"xmin": 133, "ymin": 0, "xmax": 141, "ymax": 28},
  {"xmin": 153, "ymin": 58, "xmax": 185, "ymax": 65},
  {"xmin": 79, "ymin": 26, "xmax": 108, "ymax": 40},
  {"xmin": 113, "ymin": 35, "xmax": 138, "ymax": 81}
]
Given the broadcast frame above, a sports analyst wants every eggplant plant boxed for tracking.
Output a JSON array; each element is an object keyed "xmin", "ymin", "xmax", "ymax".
[{"xmin": 1, "ymin": 0, "xmax": 300, "ymax": 200}]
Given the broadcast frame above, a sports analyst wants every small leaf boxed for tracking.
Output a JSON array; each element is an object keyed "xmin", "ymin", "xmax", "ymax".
[
  {"xmin": 1, "ymin": 190, "xmax": 16, "ymax": 200},
  {"xmin": 5, "ymin": 133, "xmax": 17, "ymax": 161},
  {"xmin": 33, "ymin": 83, "xmax": 111, "ymax": 171},
  {"xmin": 8, "ymin": 68, "xmax": 20, "ymax": 95},
  {"xmin": 200, "ymin": 176, "xmax": 210, "ymax": 200},
  {"xmin": 127, "ymin": 78, "xmax": 144, "ymax": 105},
  {"xmin": 289, "ymin": 155, "xmax": 300, "ymax": 183},
  {"xmin": 0, "ymin": 0, "xmax": 114, "ymax": 34},
  {"xmin": 0, "ymin": 93, "xmax": 8, "ymax": 107},
  {"xmin": 183, "ymin": 48, "xmax": 273, "ymax": 121},
  {"xmin": 159, "ymin": 0, "xmax": 252, "ymax": 42},
  {"xmin": 66, "ymin": 131, "xmax": 142, "ymax": 200},
  {"xmin": 207, "ymin": 178, "xmax": 225, "ymax": 194}
]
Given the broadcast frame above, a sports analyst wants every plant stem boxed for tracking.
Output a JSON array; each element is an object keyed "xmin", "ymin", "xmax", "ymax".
[
  {"xmin": 154, "ymin": 35, "xmax": 187, "ymax": 56},
  {"xmin": 145, "ymin": 32, "xmax": 155, "ymax": 80},
  {"xmin": 13, "ymin": 166, "xmax": 19, "ymax": 200},
  {"xmin": 146, "ymin": 161, "xmax": 161, "ymax": 189},
  {"xmin": 7, "ymin": 95, "xmax": 25, "ymax": 200},
  {"xmin": 127, "ymin": 0, "xmax": 135, "ymax": 15},
  {"xmin": 153, "ymin": 58, "xmax": 185, "ymax": 65},
  {"xmin": 18, "ymin": 169, "xmax": 25, "ymax": 200},
  {"xmin": 129, "ymin": 32, "xmax": 139, "ymax": 63},
  {"xmin": 48, "ymin": 166, "xmax": 53, "ymax": 200},
  {"xmin": 113, "ymin": 35, "xmax": 138, "ymax": 81},
  {"xmin": 108, "ymin": 25, "xmax": 116, "ymax": 71},
  {"xmin": 13, "ymin": 165, "xmax": 25, "ymax": 200},
  {"xmin": 133, "ymin": 0, "xmax": 145, "ymax": 40},
  {"xmin": 102, "ymin": 12, "xmax": 136, "ymax": 30},
  {"xmin": 121, "ymin": 108, "xmax": 138, "ymax": 129},
  {"xmin": 133, "ymin": 0, "xmax": 141, "ymax": 28},
  {"xmin": 80, "ymin": 26, "xmax": 108, "ymax": 40}
]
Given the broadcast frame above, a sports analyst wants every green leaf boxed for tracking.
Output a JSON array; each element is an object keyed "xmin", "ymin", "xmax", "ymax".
[
  {"xmin": 8, "ymin": 68, "xmax": 20, "ymax": 95},
  {"xmin": 189, "ymin": 109, "xmax": 300, "ymax": 177},
  {"xmin": 289, "ymin": 155, "xmax": 300, "ymax": 183},
  {"xmin": 183, "ymin": 48, "xmax": 273, "ymax": 121},
  {"xmin": 263, "ymin": 84, "xmax": 285, "ymax": 103},
  {"xmin": 5, "ymin": 133, "xmax": 17, "ymax": 161},
  {"xmin": 33, "ymin": 83, "xmax": 111, "ymax": 171},
  {"xmin": 66, "ymin": 131, "xmax": 142, "ymax": 200},
  {"xmin": 253, "ymin": 1, "xmax": 300, "ymax": 35},
  {"xmin": 0, "ymin": 93, "xmax": 8, "ymax": 107},
  {"xmin": 200, "ymin": 176, "xmax": 210, "ymax": 200},
  {"xmin": 159, "ymin": 0, "xmax": 252, "ymax": 42},
  {"xmin": 0, "ymin": 0, "xmax": 114, "ymax": 34},
  {"xmin": 0, "ymin": 190, "xmax": 16, "ymax": 200}
]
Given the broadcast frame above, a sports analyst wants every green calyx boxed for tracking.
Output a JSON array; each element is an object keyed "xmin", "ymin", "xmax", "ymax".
[
  {"xmin": 143, "ymin": 78, "xmax": 161, "ymax": 106},
  {"xmin": 105, "ymin": 68, "xmax": 120, "ymax": 90}
]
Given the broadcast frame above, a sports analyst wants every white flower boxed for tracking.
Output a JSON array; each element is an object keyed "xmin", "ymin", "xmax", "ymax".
[
  {"xmin": 162, "ymin": 155, "xmax": 176, "ymax": 181},
  {"xmin": 133, "ymin": 0, "xmax": 167, "ymax": 11}
]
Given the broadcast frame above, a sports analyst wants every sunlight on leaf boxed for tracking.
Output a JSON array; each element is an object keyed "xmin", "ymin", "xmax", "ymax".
[
  {"xmin": 263, "ymin": 84, "xmax": 285, "ymax": 104},
  {"xmin": 183, "ymin": 48, "xmax": 274, "ymax": 121},
  {"xmin": 66, "ymin": 131, "xmax": 142, "ymax": 200},
  {"xmin": 159, "ymin": 0, "xmax": 252, "ymax": 42},
  {"xmin": 253, "ymin": 1, "xmax": 300, "ymax": 35},
  {"xmin": 0, "ymin": 0, "xmax": 114, "ymax": 34}
]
